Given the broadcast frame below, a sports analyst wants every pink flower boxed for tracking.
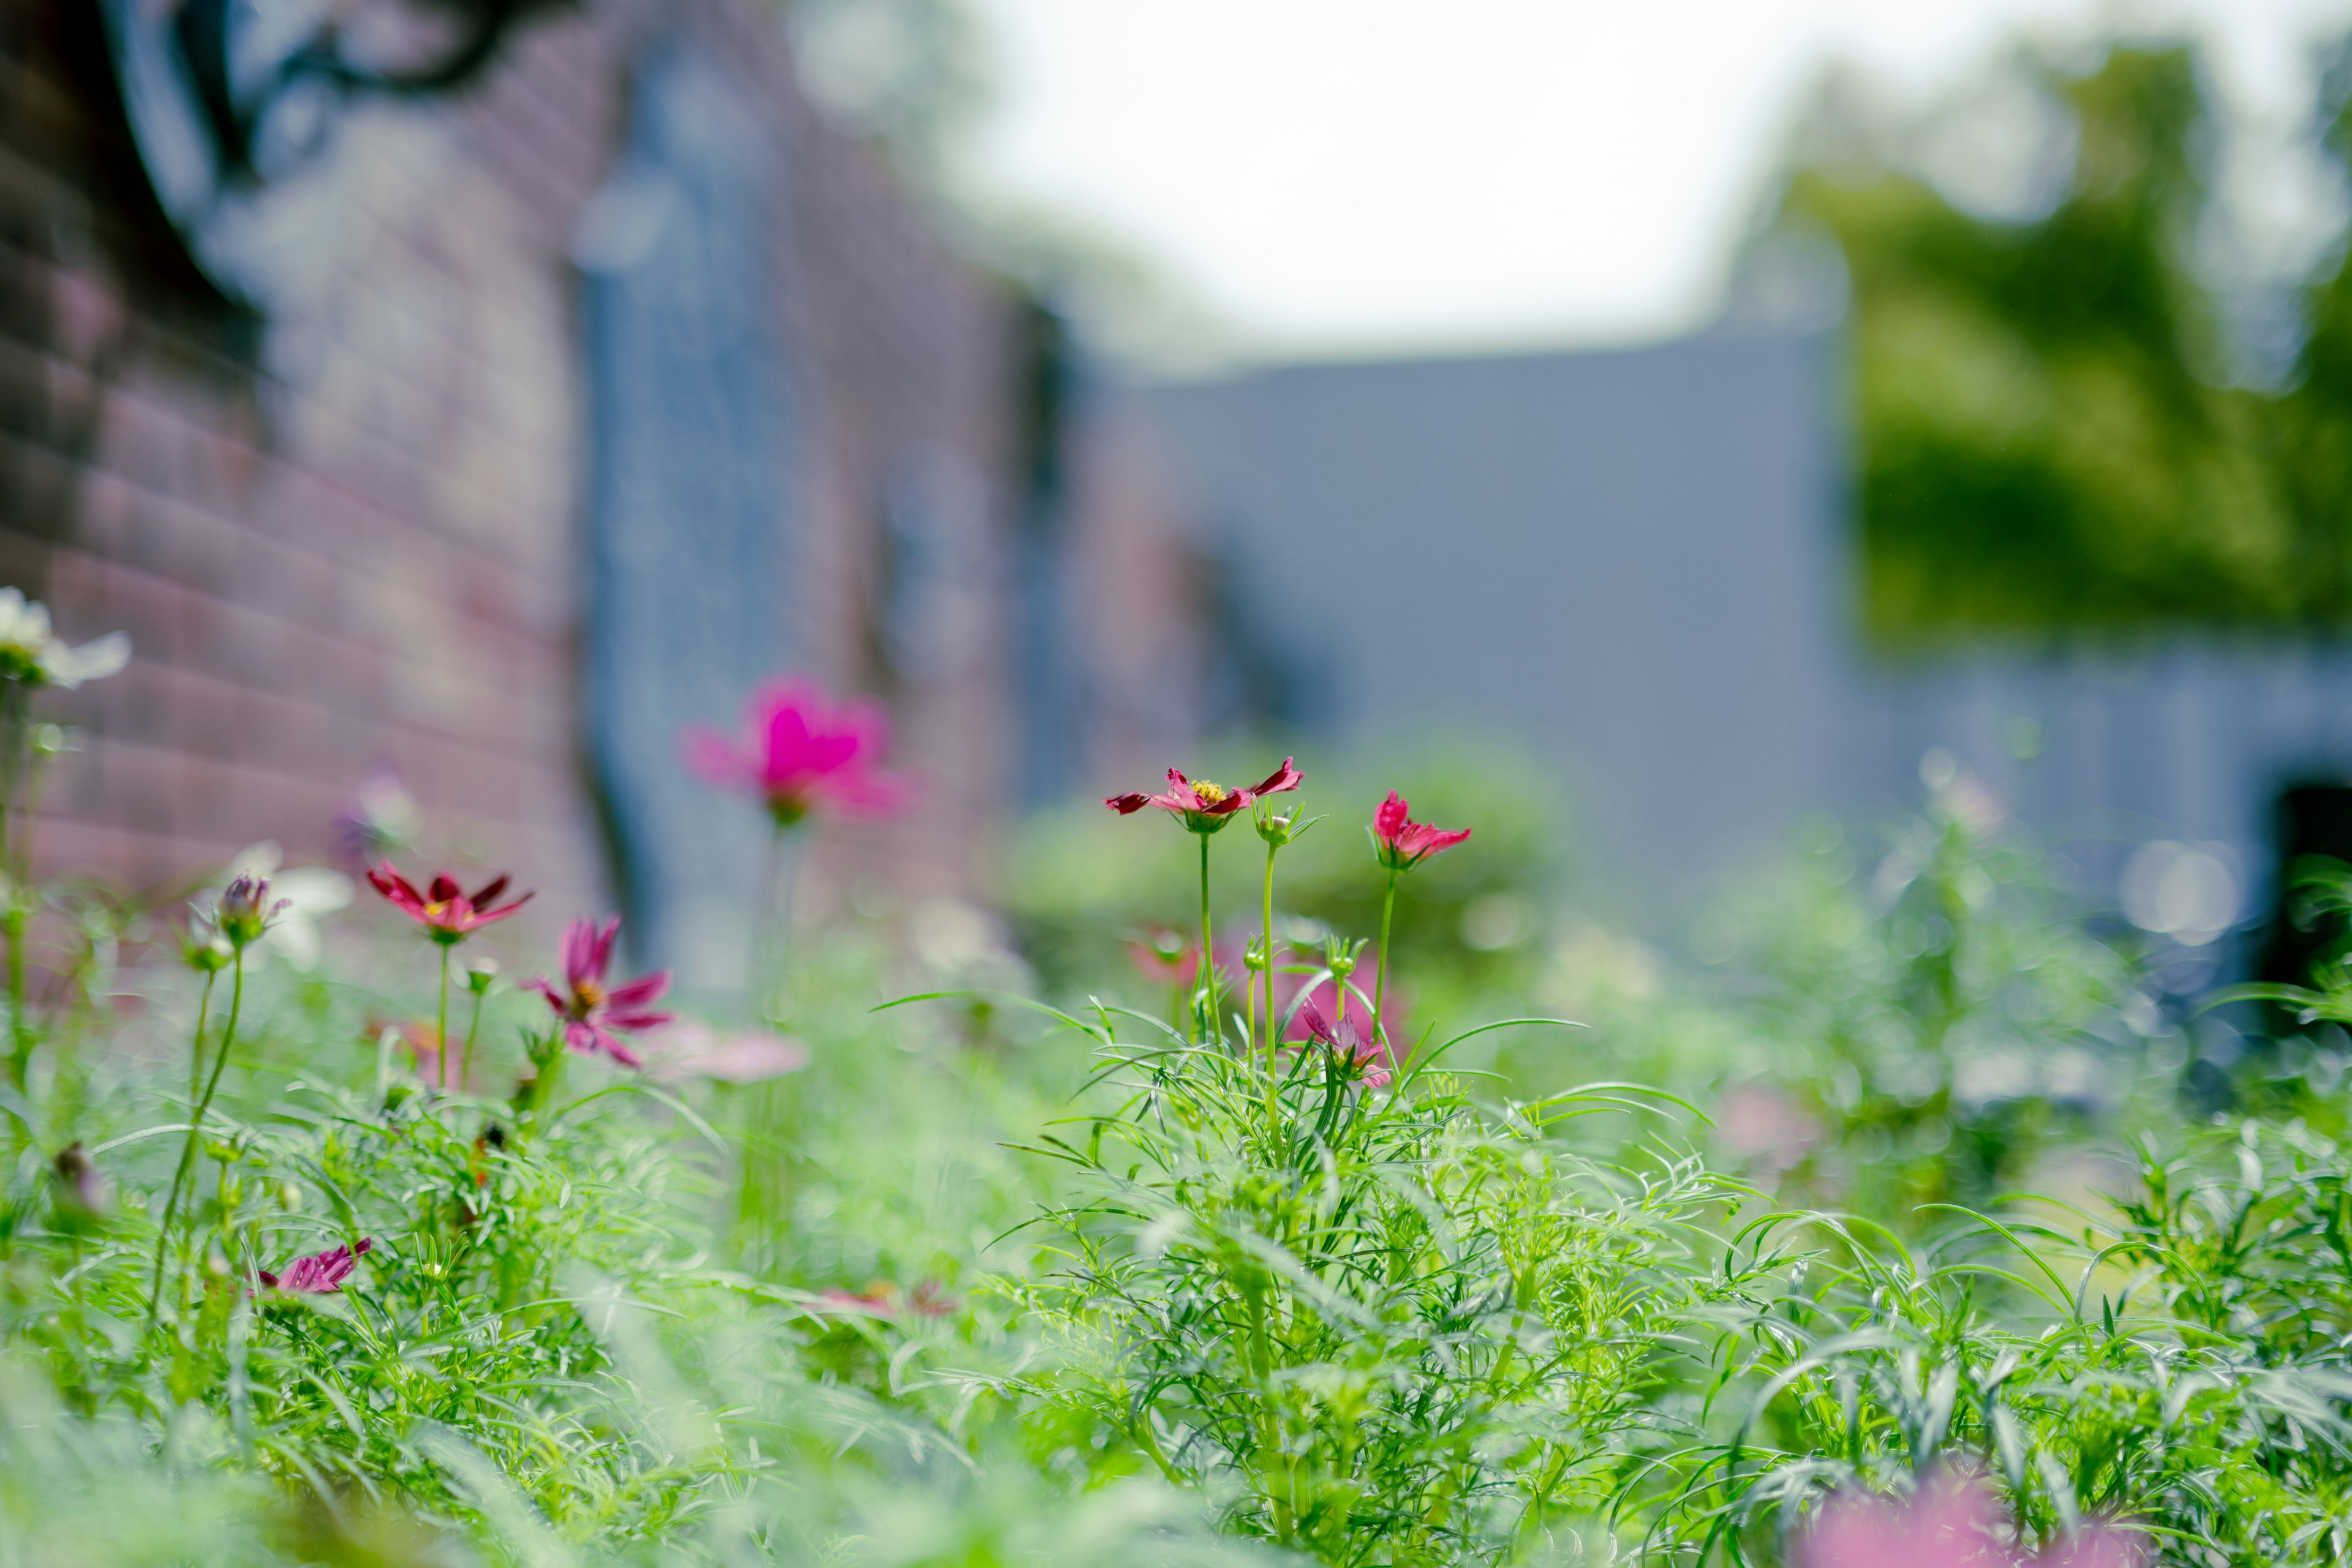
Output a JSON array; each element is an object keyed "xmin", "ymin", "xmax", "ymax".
[
  {"xmin": 526, "ymin": 916, "xmax": 674, "ymax": 1068},
  {"xmin": 1793, "ymin": 1473, "xmax": 2146, "ymax": 1568},
  {"xmin": 644, "ymin": 1020, "xmax": 810, "ymax": 1084},
  {"xmin": 1372, "ymin": 791, "xmax": 1471, "ymax": 871},
  {"xmin": 367, "ymin": 864, "xmax": 532, "ymax": 946},
  {"xmin": 818, "ymin": 1280, "xmax": 957, "ymax": 1319},
  {"xmin": 1129, "ymin": 929, "xmax": 1201, "ymax": 988},
  {"xmin": 259, "ymin": 1237, "xmax": 373, "ymax": 1294},
  {"xmin": 1276, "ymin": 956, "xmax": 1390, "ymax": 1044},
  {"xmin": 1106, "ymin": 758, "xmax": 1303, "ymax": 835},
  {"xmin": 685, "ymin": 677, "xmax": 911, "ymax": 827},
  {"xmin": 1295, "ymin": 996, "xmax": 1393, "ymax": 1089}
]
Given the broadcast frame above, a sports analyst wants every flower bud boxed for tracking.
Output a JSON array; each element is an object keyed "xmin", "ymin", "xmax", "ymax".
[
  {"xmin": 466, "ymin": 958, "xmax": 499, "ymax": 995},
  {"xmin": 215, "ymin": 875, "xmax": 287, "ymax": 949},
  {"xmin": 184, "ymin": 932, "xmax": 234, "ymax": 973}
]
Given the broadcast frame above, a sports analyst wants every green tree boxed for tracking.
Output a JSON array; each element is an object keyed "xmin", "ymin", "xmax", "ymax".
[{"xmin": 1776, "ymin": 40, "xmax": 2352, "ymax": 636}]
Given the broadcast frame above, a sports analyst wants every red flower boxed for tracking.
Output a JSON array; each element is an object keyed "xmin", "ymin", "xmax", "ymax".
[
  {"xmin": 526, "ymin": 916, "xmax": 673, "ymax": 1068},
  {"xmin": 367, "ymin": 864, "xmax": 532, "ymax": 946},
  {"xmin": 259, "ymin": 1237, "xmax": 373, "ymax": 1294},
  {"xmin": 685, "ymin": 677, "xmax": 911, "ymax": 827},
  {"xmin": 1371, "ymin": 791, "xmax": 1471, "ymax": 870},
  {"xmin": 1106, "ymin": 758, "xmax": 1303, "ymax": 834},
  {"xmin": 1296, "ymin": 997, "xmax": 1393, "ymax": 1090}
]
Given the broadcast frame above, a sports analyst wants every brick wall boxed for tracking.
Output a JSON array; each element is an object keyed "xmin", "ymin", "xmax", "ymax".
[{"xmin": 0, "ymin": 0, "xmax": 1026, "ymax": 952}]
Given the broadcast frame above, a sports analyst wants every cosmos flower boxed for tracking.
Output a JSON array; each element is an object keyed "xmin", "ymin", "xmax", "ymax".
[
  {"xmin": 217, "ymin": 842, "xmax": 352, "ymax": 971},
  {"xmin": 1278, "ymin": 956, "xmax": 1385, "ymax": 1045},
  {"xmin": 1295, "ymin": 997, "xmax": 1393, "ymax": 1090},
  {"xmin": 0, "ymin": 587, "xmax": 129, "ymax": 689},
  {"xmin": 684, "ymin": 677, "xmax": 911, "ymax": 827},
  {"xmin": 1371, "ymin": 791, "xmax": 1471, "ymax": 871},
  {"xmin": 817, "ymin": 1279, "xmax": 957, "ymax": 1319},
  {"xmin": 208, "ymin": 875, "xmax": 290, "ymax": 950},
  {"xmin": 1105, "ymin": 758, "xmax": 1303, "ymax": 835},
  {"xmin": 526, "ymin": 915, "xmax": 673, "ymax": 1068},
  {"xmin": 1129, "ymin": 929, "xmax": 1201, "ymax": 989},
  {"xmin": 1793, "ymin": 1472, "xmax": 2146, "ymax": 1568},
  {"xmin": 258, "ymin": 1237, "xmax": 374, "ymax": 1294},
  {"xmin": 366, "ymin": 864, "xmax": 532, "ymax": 946}
]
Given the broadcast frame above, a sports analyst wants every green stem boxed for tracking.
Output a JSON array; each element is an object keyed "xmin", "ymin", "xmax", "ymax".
[
  {"xmin": 149, "ymin": 950, "xmax": 245, "ymax": 1327},
  {"xmin": 1262, "ymin": 838, "xmax": 1281, "ymax": 1127},
  {"xmin": 437, "ymin": 945, "xmax": 451, "ymax": 1090},
  {"xmin": 1, "ymin": 685, "xmax": 27, "ymax": 1095},
  {"xmin": 4, "ymin": 906, "xmax": 24, "ymax": 1094},
  {"xmin": 462, "ymin": 984, "xmax": 485, "ymax": 1095},
  {"xmin": 188, "ymin": 971, "xmax": 217, "ymax": 1102},
  {"xmin": 1197, "ymin": 834, "xmax": 1216, "ymax": 1044},
  {"xmin": 1373, "ymin": 869, "xmax": 1398, "ymax": 1049}
]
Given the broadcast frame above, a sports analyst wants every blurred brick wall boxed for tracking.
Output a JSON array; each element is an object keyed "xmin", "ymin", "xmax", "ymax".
[{"xmin": 0, "ymin": 0, "xmax": 1022, "ymax": 943}]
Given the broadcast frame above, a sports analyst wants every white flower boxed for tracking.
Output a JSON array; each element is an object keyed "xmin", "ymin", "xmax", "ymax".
[
  {"xmin": 0, "ymin": 587, "xmax": 129, "ymax": 689},
  {"xmin": 216, "ymin": 842, "xmax": 354, "ymax": 970}
]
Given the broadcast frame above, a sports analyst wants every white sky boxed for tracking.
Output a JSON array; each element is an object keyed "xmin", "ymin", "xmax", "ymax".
[{"xmin": 966, "ymin": 0, "xmax": 2352, "ymax": 356}]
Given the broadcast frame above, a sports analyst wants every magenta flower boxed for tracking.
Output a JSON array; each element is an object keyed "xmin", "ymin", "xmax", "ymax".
[
  {"xmin": 1106, "ymin": 758, "xmax": 1303, "ymax": 835},
  {"xmin": 1295, "ymin": 996, "xmax": 1393, "ymax": 1089},
  {"xmin": 1278, "ymin": 957, "xmax": 1387, "ymax": 1044},
  {"xmin": 1793, "ymin": 1472, "xmax": 2146, "ymax": 1568},
  {"xmin": 1372, "ymin": 791, "xmax": 1471, "ymax": 871},
  {"xmin": 526, "ymin": 916, "xmax": 674, "ymax": 1068},
  {"xmin": 258, "ymin": 1237, "xmax": 373, "ymax": 1294},
  {"xmin": 367, "ymin": 864, "xmax": 532, "ymax": 946},
  {"xmin": 685, "ymin": 677, "xmax": 911, "ymax": 827}
]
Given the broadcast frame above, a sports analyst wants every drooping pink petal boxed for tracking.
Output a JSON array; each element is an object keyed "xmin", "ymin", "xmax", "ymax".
[
  {"xmin": 261, "ymin": 1237, "xmax": 374, "ymax": 1295},
  {"xmin": 1247, "ymin": 756, "xmax": 1303, "ymax": 798}
]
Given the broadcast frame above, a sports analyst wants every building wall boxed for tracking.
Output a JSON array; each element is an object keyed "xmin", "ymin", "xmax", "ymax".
[
  {"xmin": 0, "ymin": 0, "xmax": 1024, "ymax": 957},
  {"xmin": 1136, "ymin": 331, "xmax": 2352, "ymax": 959},
  {"xmin": 1135, "ymin": 333, "xmax": 1850, "ymax": 918}
]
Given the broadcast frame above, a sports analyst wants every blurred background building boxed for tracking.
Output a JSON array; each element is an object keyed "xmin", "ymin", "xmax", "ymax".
[{"xmin": 13, "ymin": 0, "xmax": 2352, "ymax": 989}]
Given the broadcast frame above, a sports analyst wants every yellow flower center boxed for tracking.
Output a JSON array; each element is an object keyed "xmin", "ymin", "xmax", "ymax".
[
  {"xmin": 1192, "ymin": 780, "xmax": 1229, "ymax": 804},
  {"xmin": 575, "ymin": 980, "xmax": 605, "ymax": 1012}
]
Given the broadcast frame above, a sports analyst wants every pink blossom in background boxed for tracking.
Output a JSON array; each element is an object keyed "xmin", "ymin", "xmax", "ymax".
[
  {"xmin": 818, "ymin": 1280, "xmax": 956, "ymax": 1319},
  {"xmin": 526, "ymin": 916, "xmax": 673, "ymax": 1068},
  {"xmin": 1792, "ymin": 1472, "xmax": 2147, "ymax": 1568},
  {"xmin": 259, "ymin": 1237, "xmax": 374, "ymax": 1294},
  {"xmin": 1372, "ymin": 791, "xmax": 1472, "ymax": 871},
  {"xmin": 1128, "ymin": 929, "xmax": 1201, "ymax": 989},
  {"xmin": 685, "ymin": 677, "xmax": 911, "ymax": 827},
  {"xmin": 646, "ymin": 1020, "xmax": 810, "ymax": 1084}
]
